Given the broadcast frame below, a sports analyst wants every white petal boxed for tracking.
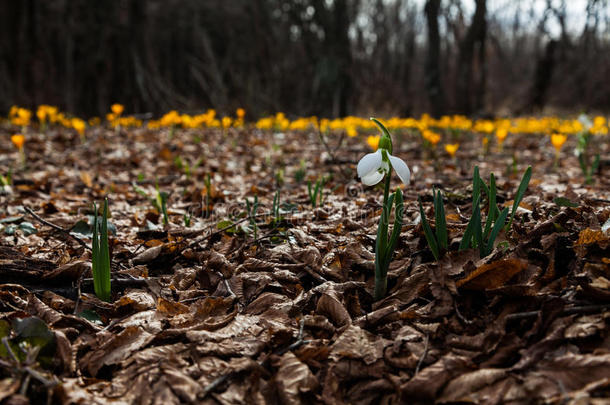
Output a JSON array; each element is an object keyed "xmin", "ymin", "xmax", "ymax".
[
  {"xmin": 357, "ymin": 150, "xmax": 383, "ymax": 178},
  {"xmin": 388, "ymin": 155, "xmax": 411, "ymax": 185},
  {"xmin": 361, "ymin": 169, "xmax": 385, "ymax": 186}
]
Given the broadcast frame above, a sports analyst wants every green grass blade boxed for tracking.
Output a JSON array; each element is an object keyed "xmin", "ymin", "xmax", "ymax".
[
  {"xmin": 472, "ymin": 166, "xmax": 481, "ymax": 207},
  {"xmin": 483, "ymin": 173, "xmax": 497, "ymax": 240},
  {"xmin": 434, "ymin": 189, "xmax": 448, "ymax": 250},
  {"xmin": 484, "ymin": 207, "xmax": 509, "ymax": 256},
  {"xmin": 458, "ymin": 193, "xmax": 479, "ymax": 251},
  {"xmin": 592, "ymin": 154, "xmax": 600, "ymax": 174},
  {"xmin": 92, "ymin": 202, "xmax": 100, "ymax": 299},
  {"xmin": 307, "ymin": 181, "xmax": 314, "ymax": 206},
  {"xmin": 473, "ymin": 201, "xmax": 483, "ymax": 257},
  {"xmin": 100, "ymin": 199, "xmax": 111, "ymax": 301},
  {"xmin": 478, "ymin": 175, "xmax": 490, "ymax": 199},
  {"xmin": 506, "ymin": 166, "xmax": 531, "ymax": 230},
  {"xmin": 419, "ymin": 198, "xmax": 439, "ymax": 261}
]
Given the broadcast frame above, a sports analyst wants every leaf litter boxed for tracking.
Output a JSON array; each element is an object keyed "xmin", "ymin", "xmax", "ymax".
[{"xmin": 1, "ymin": 124, "xmax": 610, "ymax": 404}]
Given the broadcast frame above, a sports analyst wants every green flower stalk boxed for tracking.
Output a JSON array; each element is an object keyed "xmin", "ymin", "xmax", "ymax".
[{"xmin": 358, "ymin": 118, "xmax": 410, "ymax": 300}]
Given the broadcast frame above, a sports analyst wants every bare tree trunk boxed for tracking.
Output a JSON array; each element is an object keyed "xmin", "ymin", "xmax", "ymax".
[
  {"xmin": 455, "ymin": 0, "xmax": 486, "ymax": 115},
  {"xmin": 424, "ymin": 0, "xmax": 444, "ymax": 117}
]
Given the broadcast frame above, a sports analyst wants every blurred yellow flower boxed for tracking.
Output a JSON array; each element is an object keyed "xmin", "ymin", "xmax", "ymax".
[
  {"xmin": 422, "ymin": 129, "xmax": 441, "ymax": 145},
  {"xmin": 11, "ymin": 134, "xmax": 25, "ymax": 150},
  {"xmin": 72, "ymin": 118, "xmax": 86, "ymax": 136},
  {"xmin": 444, "ymin": 143, "xmax": 459, "ymax": 157},
  {"xmin": 236, "ymin": 108, "xmax": 245, "ymax": 119},
  {"xmin": 367, "ymin": 135, "xmax": 380, "ymax": 150},
  {"xmin": 111, "ymin": 104, "xmax": 124, "ymax": 116},
  {"xmin": 495, "ymin": 128, "xmax": 508, "ymax": 144},
  {"xmin": 222, "ymin": 116, "xmax": 232, "ymax": 128},
  {"xmin": 551, "ymin": 133, "xmax": 567, "ymax": 152}
]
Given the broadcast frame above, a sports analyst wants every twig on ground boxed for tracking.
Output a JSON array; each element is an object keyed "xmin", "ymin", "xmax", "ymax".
[
  {"xmin": 505, "ymin": 304, "xmax": 610, "ymax": 322},
  {"xmin": 415, "ymin": 333, "xmax": 430, "ymax": 376},
  {"xmin": 23, "ymin": 206, "xmax": 90, "ymax": 251}
]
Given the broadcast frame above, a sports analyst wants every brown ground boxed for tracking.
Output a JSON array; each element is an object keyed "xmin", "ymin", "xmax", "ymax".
[{"xmin": 1, "ymin": 125, "xmax": 610, "ymax": 404}]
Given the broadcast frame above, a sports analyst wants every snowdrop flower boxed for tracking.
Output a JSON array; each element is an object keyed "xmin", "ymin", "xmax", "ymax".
[
  {"xmin": 357, "ymin": 134, "xmax": 410, "ymax": 186},
  {"xmin": 578, "ymin": 113, "xmax": 592, "ymax": 131}
]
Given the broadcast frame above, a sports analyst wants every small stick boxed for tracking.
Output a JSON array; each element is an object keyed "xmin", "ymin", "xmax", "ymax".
[
  {"xmin": 415, "ymin": 333, "xmax": 430, "ymax": 375},
  {"xmin": 505, "ymin": 304, "xmax": 610, "ymax": 322},
  {"xmin": 23, "ymin": 206, "xmax": 90, "ymax": 251}
]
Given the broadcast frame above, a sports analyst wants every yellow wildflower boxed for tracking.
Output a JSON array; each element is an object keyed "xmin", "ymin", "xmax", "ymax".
[
  {"xmin": 551, "ymin": 133, "xmax": 567, "ymax": 152},
  {"xmin": 367, "ymin": 135, "xmax": 380, "ymax": 150},
  {"xmin": 495, "ymin": 128, "xmax": 508, "ymax": 144},
  {"xmin": 422, "ymin": 129, "xmax": 441, "ymax": 145},
  {"xmin": 72, "ymin": 118, "xmax": 86, "ymax": 136},
  {"xmin": 111, "ymin": 104, "xmax": 124, "ymax": 116},
  {"xmin": 11, "ymin": 134, "xmax": 25, "ymax": 150},
  {"xmin": 444, "ymin": 143, "xmax": 459, "ymax": 157}
]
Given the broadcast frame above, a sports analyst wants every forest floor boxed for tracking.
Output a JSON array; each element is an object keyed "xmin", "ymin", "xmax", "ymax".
[{"xmin": 1, "ymin": 124, "xmax": 610, "ymax": 404}]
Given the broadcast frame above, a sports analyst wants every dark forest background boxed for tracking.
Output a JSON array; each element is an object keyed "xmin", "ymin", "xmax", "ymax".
[{"xmin": 1, "ymin": 0, "xmax": 609, "ymax": 118}]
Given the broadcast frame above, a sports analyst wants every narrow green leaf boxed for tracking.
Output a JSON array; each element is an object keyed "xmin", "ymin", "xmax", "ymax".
[
  {"xmin": 100, "ymin": 199, "xmax": 111, "ymax": 301},
  {"xmin": 592, "ymin": 154, "xmax": 600, "ymax": 173},
  {"xmin": 458, "ymin": 195, "xmax": 480, "ymax": 251},
  {"xmin": 434, "ymin": 189, "xmax": 448, "ymax": 250},
  {"xmin": 478, "ymin": 175, "xmax": 490, "ymax": 199},
  {"xmin": 92, "ymin": 202, "xmax": 100, "ymax": 299},
  {"xmin": 473, "ymin": 202, "xmax": 483, "ymax": 257},
  {"xmin": 484, "ymin": 207, "xmax": 509, "ymax": 256},
  {"xmin": 307, "ymin": 181, "xmax": 313, "ymax": 206},
  {"xmin": 483, "ymin": 173, "xmax": 496, "ymax": 240},
  {"xmin": 578, "ymin": 153, "xmax": 587, "ymax": 173},
  {"xmin": 472, "ymin": 166, "xmax": 481, "ymax": 207},
  {"xmin": 419, "ymin": 198, "xmax": 440, "ymax": 261},
  {"xmin": 506, "ymin": 166, "xmax": 532, "ymax": 230}
]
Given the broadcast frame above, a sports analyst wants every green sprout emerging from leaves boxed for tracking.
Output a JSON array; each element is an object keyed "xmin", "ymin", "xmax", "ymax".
[
  {"xmin": 154, "ymin": 184, "xmax": 169, "ymax": 226},
  {"xmin": 576, "ymin": 131, "xmax": 600, "ymax": 185},
  {"xmin": 419, "ymin": 166, "xmax": 531, "ymax": 261},
  {"xmin": 458, "ymin": 167, "xmax": 509, "ymax": 258},
  {"xmin": 418, "ymin": 188, "xmax": 448, "ymax": 261},
  {"xmin": 307, "ymin": 177, "xmax": 326, "ymax": 208},
  {"xmin": 92, "ymin": 199, "xmax": 111, "ymax": 302},
  {"xmin": 245, "ymin": 195, "xmax": 260, "ymax": 240}
]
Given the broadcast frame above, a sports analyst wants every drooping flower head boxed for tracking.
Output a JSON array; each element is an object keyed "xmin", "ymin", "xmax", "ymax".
[{"xmin": 357, "ymin": 118, "xmax": 410, "ymax": 186}]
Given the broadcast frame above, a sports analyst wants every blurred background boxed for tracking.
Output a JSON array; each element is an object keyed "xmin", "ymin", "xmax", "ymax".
[{"xmin": 1, "ymin": 0, "xmax": 609, "ymax": 118}]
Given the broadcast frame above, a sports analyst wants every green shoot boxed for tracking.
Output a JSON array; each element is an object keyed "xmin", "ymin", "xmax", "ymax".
[
  {"xmin": 418, "ymin": 188, "xmax": 448, "ymax": 261},
  {"xmin": 294, "ymin": 159, "xmax": 307, "ymax": 183},
  {"xmin": 245, "ymin": 195, "xmax": 260, "ymax": 240},
  {"xmin": 307, "ymin": 177, "xmax": 326, "ymax": 208},
  {"xmin": 576, "ymin": 131, "xmax": 599, "ymax": 184},
  {"xmin": 91, "ymin": 199, "xmax": 111, "ymax": 302},
  {"xmin": 272, "ymin": 190, "xmax": 281, "ymax": 223},
  {"xmin": 506, "ymin": 166, "xmax": 532, "ymax": 230},
  {"xmin": 154, "ymin": 183, "xmax": 169, "ymax": 226},
  {"xmin": 458, "ymin": 166, "xmax": 529, "ymax": 257}
]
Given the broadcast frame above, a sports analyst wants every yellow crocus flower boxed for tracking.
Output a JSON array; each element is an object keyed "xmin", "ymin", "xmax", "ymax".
[{"xmin": 444, "ymin": 143, "xmax": 459, "ymax": 157}]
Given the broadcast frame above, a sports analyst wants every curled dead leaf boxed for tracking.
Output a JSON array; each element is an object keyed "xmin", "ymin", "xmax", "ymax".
[{"xmin": 456, "ymin": 259, "xmax": 528, "ymax": 291}]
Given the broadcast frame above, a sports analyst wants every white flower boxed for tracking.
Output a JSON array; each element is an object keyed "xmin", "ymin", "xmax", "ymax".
[
  {"xmin": 578, "ymin": 113, "xmax": 593, "ymax": 131},
  {"xmin": 357, "ymin": 148, "xmax": 410, "ymax": 186}
]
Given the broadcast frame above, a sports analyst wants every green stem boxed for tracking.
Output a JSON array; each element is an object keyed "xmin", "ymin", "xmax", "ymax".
[{"xmin": 374, "ymin": 174, "xmax": 392, "ymax": 300}]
